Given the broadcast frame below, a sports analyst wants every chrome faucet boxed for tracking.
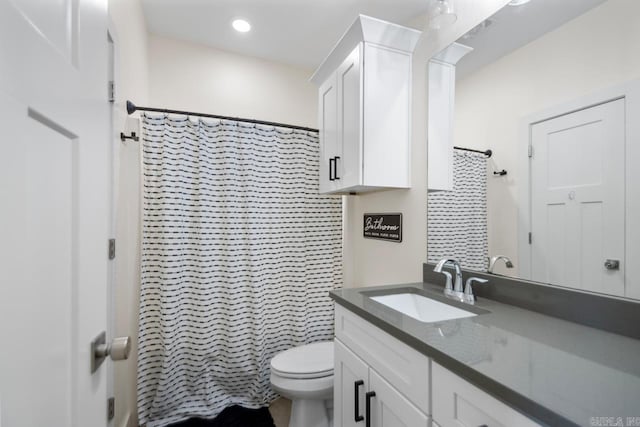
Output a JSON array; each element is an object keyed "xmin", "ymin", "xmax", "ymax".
[
  {"xmin": 464, "ymin": 277, "xmax": 488, "ymax": 304},
  {"xmin": 433, "ymin": 258, "xmax": 464, "ymax": 302},
  {"xmin": 488, "ymin": 255, "xmax": 514, "ymax": 274}
]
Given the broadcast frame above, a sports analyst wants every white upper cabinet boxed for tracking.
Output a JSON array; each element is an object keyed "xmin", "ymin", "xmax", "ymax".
[
  {"xmin": 427, "ymin": 42, "xmax": 473, "ymax": 192},
  {"xmin": 311, "ymin": 15, "xmax": 421, "ymax": 194},
  {"xmin": 318, "ymin": 73, "xmax": 339, "ymax": 193}
]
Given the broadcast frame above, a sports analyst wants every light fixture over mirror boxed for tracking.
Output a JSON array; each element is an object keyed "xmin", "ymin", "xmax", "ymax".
[{"xmin": 429, "ymin": 0, "xmax": 457, "ymax": 30}]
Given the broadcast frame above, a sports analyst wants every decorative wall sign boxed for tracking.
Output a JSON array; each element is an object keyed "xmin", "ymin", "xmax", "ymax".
[{"xmin": 363, "ymin": 213, "xmax": 402, "ymax": 243}]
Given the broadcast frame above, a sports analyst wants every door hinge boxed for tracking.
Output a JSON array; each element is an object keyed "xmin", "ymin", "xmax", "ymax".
[
  {"xmin": 108, "ymin": 238, "xmax": 116, "ymax": 260},
  {"xmin": 528, "ymin": 232, "xmax": 532, "ymax": 244},
  {"xmin": 528, "ymin": 145, "xmax": 533, "ymax": 158},
  {"xmin": 108, "ymin": 81, "xmax": 115, "ymax": 103},
  {"xmin": 107, "ymin": 397, "xmax": 115, "ymax": 421}
]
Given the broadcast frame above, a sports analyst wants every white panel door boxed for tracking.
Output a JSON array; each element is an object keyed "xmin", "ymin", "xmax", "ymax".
[
  {"xmin": 368, "ymin": 369, "xmax": 429, "ymax": 427},
  {"xmin": 530, "ymin": 99, "xmax": 625, "ymax": 295},
  {"xmin": 0, "ymin": 0, "xmax": 110, "ymax": 426},
  {"xmin": 334, "ymin": 340, "xmax": 369, "ymax": 427}
]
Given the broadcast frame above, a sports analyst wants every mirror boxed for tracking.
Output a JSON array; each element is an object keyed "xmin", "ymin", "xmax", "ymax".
[{"xmin": 427, "ymin": 0, "xmax": 640, "ymax": 299}]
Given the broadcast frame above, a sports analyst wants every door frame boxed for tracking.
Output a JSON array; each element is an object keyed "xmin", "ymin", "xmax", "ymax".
[
  {"xmin": 106, "ymin": 15, "xmax": 140, "ymax": 427},
  {"xmin": 517, "ymin": 79, "xmax": 640, "ymax": 300},
  {"xmin": 107, "ymin": 18, "xmax": 117, "ymax": 427}
]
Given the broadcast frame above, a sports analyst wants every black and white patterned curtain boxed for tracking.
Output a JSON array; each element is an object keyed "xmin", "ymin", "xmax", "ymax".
[
  {"xmin": 427, "ymin": 150, "xmax": 488, "ymax": 271},
  {"xmin": 137, "ymin": 114, "xmax": 342, "ymax": 427}
]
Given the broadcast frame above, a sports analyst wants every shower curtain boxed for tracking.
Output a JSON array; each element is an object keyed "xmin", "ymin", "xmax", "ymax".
[
  {"xmin": 427, "ymin": 150, "xmax": 488, "ymax": 271},
  {"xmin": 137, "ymin": 114, "xmax": 342, "ymax": 427}
]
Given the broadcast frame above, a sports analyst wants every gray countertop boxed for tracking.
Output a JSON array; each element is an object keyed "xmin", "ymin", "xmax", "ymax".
[{"xmin": 330, "ymin": 282, "xmax": 640, "ymax": 427}]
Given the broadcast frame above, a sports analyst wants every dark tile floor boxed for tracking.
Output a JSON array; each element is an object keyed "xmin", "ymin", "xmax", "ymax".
[{"xmin": 168, "ymin": 406, "xmax": 275, "ymax": 427}]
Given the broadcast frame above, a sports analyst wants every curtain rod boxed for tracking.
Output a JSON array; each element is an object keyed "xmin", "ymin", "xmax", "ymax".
[
  {"xmin": 126, "ymin": 101, "xmax": 319, "ymax": 133},
  {"xmin": 454, "ymin": 146, "xmax": 492, "ymax": 158}
]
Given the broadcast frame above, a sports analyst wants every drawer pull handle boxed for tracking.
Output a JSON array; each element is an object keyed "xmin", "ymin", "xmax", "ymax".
[
  {"xmin": 334, "ymin": 156, "xmax": 340, "ymax": 180},
  {"xmin": 354, "ymin": 380, "xmax": 364, "ymax": 422},
  {"xmin": 365, "ymin": 391, "xmax": 376, "ymax": 427},
  {"xmin": 329, "ymin": 158, "xmax": 335, "ymax": 181}
]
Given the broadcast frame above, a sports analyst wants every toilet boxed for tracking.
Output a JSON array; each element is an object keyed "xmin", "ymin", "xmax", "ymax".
[{"xmin": 270, "ymin": 341, "xmax": 334, "ymax": 427}]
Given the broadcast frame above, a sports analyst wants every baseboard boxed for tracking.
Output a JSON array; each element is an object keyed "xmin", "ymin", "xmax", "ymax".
[{"xmin": 119, "ymin": 411, "xmax": 134, "ymax": 427}]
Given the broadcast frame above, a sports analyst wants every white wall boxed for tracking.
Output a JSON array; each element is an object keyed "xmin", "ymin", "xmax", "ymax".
[
  {"xmin": 148, "ymin": 34, "xmax": 317, "ymax": 129},
  {"xmin": 343, "ymin": 0, "xmax": 510, "ymax": 288},
  {"xmin": 454, "ymin": 0, "xmax": 640, "ymax": 276},
  {"xmin": 108, "ymin": 0, "xmax": 149, "ymax": 426}
]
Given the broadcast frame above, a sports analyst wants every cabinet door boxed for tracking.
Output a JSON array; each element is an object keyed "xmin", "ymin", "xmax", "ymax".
[
  {"xmin": 336, "ymin": 44, "xmax": 362, "ymax": 190},
  {"xmin": 318, "ymin": 73, "xmax": 339, "ymax": 193},
  {"xmin": 335, "ymin": 339, "xmax": 370, "ymax": 427},
  {"xmin": 362, "ymin": 42, "xmax": 412, "ymax": 188},
  {"xmin": 335, "ymin": 305, "xmax": 430, "ymax": 410},
  {"xmin": 369, "ymin": 369, "xmax": 430, "ymax": 427},
  {"xmin": 432, "ymin": 362, "xmax": 541, "ymax": 427}
]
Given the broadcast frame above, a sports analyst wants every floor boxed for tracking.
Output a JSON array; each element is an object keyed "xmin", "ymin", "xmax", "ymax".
[{"xmin": 268, "ymin": 398, "xmax": 291, "ymax": 427}]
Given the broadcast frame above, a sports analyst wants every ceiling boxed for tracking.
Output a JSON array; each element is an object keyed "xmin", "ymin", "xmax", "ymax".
[
  {"xmin": 455, "ymin": 0, "xmax": 606, "ymax": 79},
  {"xmin": 141, "ymin": 0, "xmax": 608, "ymax": 73},
  {"xmin": 141, "ymin": 0, "xmax": 429, "ymax": 71}
]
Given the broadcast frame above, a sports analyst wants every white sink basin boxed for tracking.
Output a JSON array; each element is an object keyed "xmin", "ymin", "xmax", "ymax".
[{"xmin": 370, "ymin": 293, "xmax": 477, "ymax": 323}]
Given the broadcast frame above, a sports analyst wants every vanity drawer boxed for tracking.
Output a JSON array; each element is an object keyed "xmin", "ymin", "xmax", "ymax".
[
  {"xmin": 334, "ymin": 305, "xmax": 430, "ymax": 411},
  {"xmin": 432, "ymin": 362, "xmax": 541, "ymax": 427}
]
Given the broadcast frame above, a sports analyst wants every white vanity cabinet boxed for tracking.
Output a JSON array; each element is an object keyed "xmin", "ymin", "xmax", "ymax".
[
  {"xmin": 311, "ymin": 15, "xmax": 421, "ymax": 194},
  {"xmin": 334, "ymin": 304, "xmax": 544, "ymax": 427},
  {"xmin": 431, "ymin": 362, "xmax": 542, "ymax": 427},
  {"xmin": 335, "ymin": 341, "xmax": 429, "ymax": 427},
  {"xmin": 334, "ymin": 305, "xmax": 430, "ymax": 427}
]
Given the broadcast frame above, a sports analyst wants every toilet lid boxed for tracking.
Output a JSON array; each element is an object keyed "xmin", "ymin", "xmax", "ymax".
[{"xmin": 270, "ymin": 341, "xmax": 334, "ymax": 379}]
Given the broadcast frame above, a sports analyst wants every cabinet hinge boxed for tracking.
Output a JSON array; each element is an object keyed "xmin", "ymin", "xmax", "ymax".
[
  {"xmin": 108, "ymin": 81, "xmax": 115, "ymax": 103},
  {"xmin": 528, "ymin": 145, "xmax": 533, "ymax": 158},
  {"xmin": 108, "ymin": 238, "xmax": 116, "ymax": 260},
  {"xmin": 528, "ymin": 232, "xmax": 532, "ymax": 244},
  {"xmin": 107, "ymin": 397, "xmax": 115, "ymax": 421}
]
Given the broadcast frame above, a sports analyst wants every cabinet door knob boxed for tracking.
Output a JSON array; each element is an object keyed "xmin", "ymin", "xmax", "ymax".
[
  {"xmin": 365, "ymin": 391, "xmax": 376, "ymax": 427},
  {"xmin": 354, "ymin": 380, "xmax": 364, "ymax": 422}
]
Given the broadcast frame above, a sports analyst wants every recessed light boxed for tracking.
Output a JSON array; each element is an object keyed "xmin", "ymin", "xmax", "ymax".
[
  {"xmin": 232, "ymin": 19, "xmax": 251, "ymax": 33},
  {"xmin": 508, "ymin": 0, "xmax": 531, "ymax": 5}
]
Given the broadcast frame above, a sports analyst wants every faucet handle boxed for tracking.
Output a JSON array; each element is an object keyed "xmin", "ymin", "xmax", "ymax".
[
  {"xmin": 464, "ymin": 277, "xmax": 488, "ymax": 304},
  {"xmin": 440, "ymin": 271, "xmax": 453, "ymax": 291}
]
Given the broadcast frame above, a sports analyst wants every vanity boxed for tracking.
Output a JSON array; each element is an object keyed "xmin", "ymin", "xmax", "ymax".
[
  {"xmin": 330, "ymin": 268, "xmax": 640, "ymax": 427},
  {"xmin": 333, "ymin": 293, "xmax": 537, "ymax": 427}
]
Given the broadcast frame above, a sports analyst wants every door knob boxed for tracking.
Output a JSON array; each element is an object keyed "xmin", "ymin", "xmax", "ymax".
[
  {"xmin": 604, "ymin": 259, "xmax": 620, "ymax": 270},
  {"xmin": 96, "ymin": 336, "xmax": 131, "ymax": 361},
  {"xmin": 90, "ymin": 332, "xmax": 131, "ymax": 373}
]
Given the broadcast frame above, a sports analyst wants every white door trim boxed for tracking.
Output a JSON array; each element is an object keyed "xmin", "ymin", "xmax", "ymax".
[{"xmin": 517, "ymin": 79, "xmax": 640, "ymax": 300}]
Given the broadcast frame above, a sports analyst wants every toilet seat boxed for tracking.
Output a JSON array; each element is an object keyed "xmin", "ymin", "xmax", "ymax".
[
  {"xmin": 270, "ymin": 341, "xmax": 334, "ymax": 379},
  {"xmin": 271, "ymin": 367, "xmax": 333, "ymax": 380}
]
